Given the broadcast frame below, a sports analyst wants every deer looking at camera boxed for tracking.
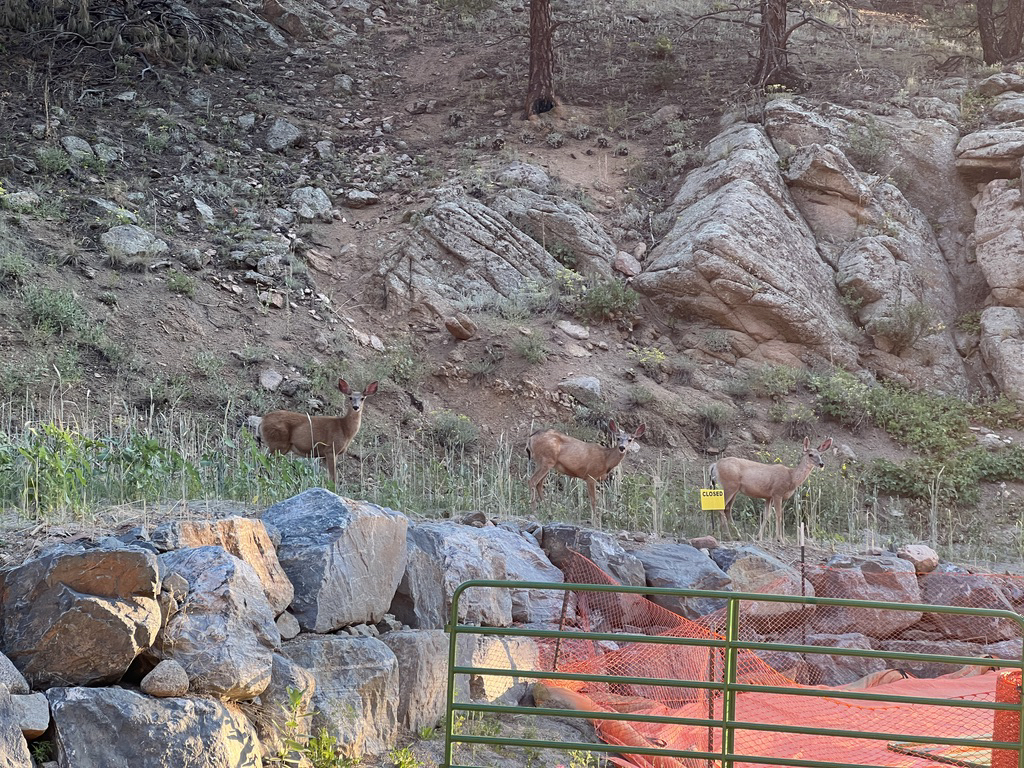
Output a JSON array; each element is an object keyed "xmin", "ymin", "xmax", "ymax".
[
  {"xmin": 710, "ymin": 436, "xmax": 833, "ymax": 541},
  {"xmin": 258, "ymin": 379, "xmax": 378, "ymax": 486},
  {"xmin": 527, "ymin": 420, "xmax": 646, "ymax": 525}
]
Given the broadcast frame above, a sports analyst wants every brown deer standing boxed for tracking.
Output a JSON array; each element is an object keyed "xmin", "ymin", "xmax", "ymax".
[
  {"xmin": 257, "ymin": 379, "xmax": 378, "ymax": 486},
  {"xmin": 527, "ymin": 420, "xmax": 646, "ymax": 525},
  {"xmin": 710, "ymin": 437, "xmax": 833, "ymax": 541}
]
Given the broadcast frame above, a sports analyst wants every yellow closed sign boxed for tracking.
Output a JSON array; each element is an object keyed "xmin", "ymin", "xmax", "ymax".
[{"xmin": 700, "ymin": 489, "xmax": 725, "ymax": 511}]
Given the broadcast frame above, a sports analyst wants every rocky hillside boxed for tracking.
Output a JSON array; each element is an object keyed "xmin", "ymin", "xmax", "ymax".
[{"xmin": 1, "ymin": 0, "xmax": 1024, "ymax": 563}]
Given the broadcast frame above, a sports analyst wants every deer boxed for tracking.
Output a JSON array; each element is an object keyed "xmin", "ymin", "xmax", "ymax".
[
  {"xmin": 527, "ymin": 420, "xmax": 646, "ymax": 525},
  {"xmin": 709, "ymin": 436, "xmax": 833, "ymax": 542},
  {"xmin": 257, "ymin": 379, "xmax": 378, "ymax": 487}
]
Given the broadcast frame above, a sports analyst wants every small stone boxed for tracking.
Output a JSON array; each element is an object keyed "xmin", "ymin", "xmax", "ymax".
[
  {"xmin": 276, "ymin": 611, "xmax": 301, "ymax": 641},
  {"xmin": 260, "ymin": 369, "xmax": 285, "ymax": 391},
  {"xmin": 140, "ymin": 659, "xmax": 190, "ymax": 697}
]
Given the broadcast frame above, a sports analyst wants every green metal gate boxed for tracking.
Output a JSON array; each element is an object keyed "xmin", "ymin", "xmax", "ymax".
[{"xmin": 442, "ymin": 580, "xmax": 1024, "ymax": 768}]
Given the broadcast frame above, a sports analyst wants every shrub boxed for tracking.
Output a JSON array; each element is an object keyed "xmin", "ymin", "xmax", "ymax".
[
  {"xmin": 426, "ymin": 410, "xmax": 478, "ymax": 450},
  {"xmin": 630, "ymin": 346, "xmax": 667, "ymax": 377},
  {"xmin": 751, "ymin": 364, "xmax": 801, "ymax": 399},
  {"xmin": 806, "ymin": 369, "xmax": 874, "ymax": 430},
  {"xmin": 556, "ymin": 269, "xmax": 639, "ymax": 322},
  {"xmin": 866, "ymin": 301, "xmax": 943, "ymax": 355},
  {"xmin": 23, "ymin": 285, "xmax": 86, "ymax": 335},
  {"xmin": 514, "ymin": 334, "xmax": 548, "ymax": 364},
  {"xmin": 768, "ymin": 402, "xmax": 816, "ymax": 439},
  {"xmin": 167, "ymin": 270, "xmax": 196, "ymax": 297}
]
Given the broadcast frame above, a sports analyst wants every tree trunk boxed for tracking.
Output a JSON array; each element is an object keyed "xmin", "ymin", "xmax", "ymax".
[
  {"xmin": 999, "ymin": 0, "xmax": 1024, "ymax": 60},
  {"xmin": 978, "ymin": 0, "xmax": 1001, "ymax": 64},
  {"xmin": 524, "ymin": 0, "xmax": 557, "ymax": 118},
  {"xmin": 751, "ymin": 0, "xmax": 805, "ymax": 89}
]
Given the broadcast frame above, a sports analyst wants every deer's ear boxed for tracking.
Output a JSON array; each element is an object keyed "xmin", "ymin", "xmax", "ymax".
[
  {"xmin": 338, "ymin": 379, "xmax": 351, "ymax": 394},
  {"xmin": 608, "ymin": 419, "xmax": 618, "ymax": 433},
  {"xmin": 820, "ymin": 438, "xmax": 833, "ymax": 451},
  {"xmin": 634, "ymin": 424, "xmax": 646, "ymax": 438},
  {"xmin": 803, "ymin": 437, "xmax": 810, "ymax": 450},
  {"xmin": 364, "ymin": 381, "xmax": 379, "ymax": 395}
]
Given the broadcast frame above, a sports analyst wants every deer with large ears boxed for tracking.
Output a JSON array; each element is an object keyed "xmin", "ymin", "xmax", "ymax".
[
  {"xmin": 710, "ymin": 436, "xmax": 833, "ymax": 541},
  {"xmin": 527, "ymin": 420, "xmax": 646, "ymax": 525},
  {"xmin": 258, "ymin": 379, "xmax": 378, "ymax": 486}
]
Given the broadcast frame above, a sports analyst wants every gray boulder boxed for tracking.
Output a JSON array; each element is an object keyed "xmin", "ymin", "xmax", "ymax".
[
  {"xmin": 99, "ymin": 224, "xmax": 169, "ymax": 263},
  {"xmin": 803, "ymin": 633, "xmax": 886, "ymax": 686},
  {"xmin": 633, "ymin": 122, "xmax": 857, "ymax": 369},
  {"xmin": 281, "ymin": 635, "xmax": 399, "ymax": 758},
  {"xmin": 0, "ymin": 547, "xmax": 160, "ymax": 688},
  {"xmin": 290, "ymin": 186, "xmax": 333, "ymax": 221},
  {"xmin": 391, "ymin": 521, "xmax": 513, "ymax": 629},
  {"xmin": 262, "ymin": 489, "xmax": 408, "ymax": 632},
  {"xmin": 0, "ymin": 653, "xmax": 28, "ymax": 694},
  {"xmin": 627, "ymin": 539, "xmax": 731, "ymax": 618},
  {"xmin": 472, "ymin": 526, "xmax": 565, "ymax": 624},
  {"xmin": 141, "ymin": 659, "xmax": 189, "ymax": 697},
  {"xmin": 151, "ymin": 546, "xmax": 280, "ymax": 699},
  {"xmin": 251, "ymin": 653, "xmax": 317, "ymax": 757},
  {"xmin": 265, "ymin": 117, "xmax": 303, "ymax": 151},
  {"xmin": 491, "ymin": 188, "xmax": 617, "ymax": 276},
  {"xmin": 981, "ymin": 307, "xmax": 1024, "ymax": 401},
  {"xmin": 11, "ymin": 691, "xmax": 49, "ymax": 739},
  {"xmin": 541, "ymin": 523, "xmax": 646, "ymax": 587},
  {"xmin": 455, "ymin": 635, "xmax": 541, "ymax": 704},
  {"xmin": 0, "ymin": 688, "xmax": 31, "ymax": 768},
  {"xmin": 46, "ymin": 687, "xmax": 262, "ymax": 767},
  {"xmin": 383, "ymin": 196, "xmax": 561, "ymax": 311},
  {"xmin": 711, "ymin": 545, "xmax": 814, "ymax": 629},
  {"xmin": 380, "ymin": 629, "xmax": 449, "ymax": 732},
  {"xmin": 150, "ymin": 517, "xmax": 294, "ymax": 615}
]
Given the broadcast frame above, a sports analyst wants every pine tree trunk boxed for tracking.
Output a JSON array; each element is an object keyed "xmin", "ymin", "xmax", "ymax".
[
  {"xmin": 752, "ymin": 0, "xmax": 789, "ymax": 87},
  {"xmin": 999, "ymin": 0, "xmax": 1024, "ymax": 60},
  {"xmin": 524, "ymin": 0, "xmax": 557, "ymax": 118},
  {"xmin": 978, "ymin": 0, "xmax": 1000, "ymax": 64}
]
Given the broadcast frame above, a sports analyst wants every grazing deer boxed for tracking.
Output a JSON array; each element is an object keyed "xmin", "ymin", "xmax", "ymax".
[
  {"xmin": 257, "ymin": 379, "xmax": 378, "ymax": 486},
  {"xmin": 710, "ymin": 437, "xmax": 833, "ymax": 541},
  {"xmin": 527, "ymin": 420, "xmax": 646, "ymax": 524}
]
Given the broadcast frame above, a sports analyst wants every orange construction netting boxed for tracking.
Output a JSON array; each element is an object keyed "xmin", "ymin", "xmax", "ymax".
[{"xmin": 533, "ymin": 551, "xmax": 1023, "ymax": 768}]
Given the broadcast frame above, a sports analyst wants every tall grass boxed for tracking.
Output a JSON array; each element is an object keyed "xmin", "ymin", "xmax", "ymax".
[{"xmin": 2, "ymin": 388, "xmax": 1023, "ymax": 566}]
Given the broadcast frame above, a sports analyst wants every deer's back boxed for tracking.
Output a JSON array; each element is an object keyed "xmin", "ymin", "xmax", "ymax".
[
  {"xmin": 715, "ymin": 456, "xmax": 796, "ymax": 499},
  {"xmin": 261, "ymin": 410, "xmax": 350, "ymax": 455}
]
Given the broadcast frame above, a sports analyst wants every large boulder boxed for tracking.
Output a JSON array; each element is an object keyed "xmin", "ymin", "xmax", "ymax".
[
  {"xmin": 251, "ymin": 653, "xmax": 317, "ymax": 758},
  {"xmin": 150, "ymin": 546, "xmax": 280, "ymax": 699},
  {"xmin": 918, "ymin": 570, "xmax": 1020, "ymax": 642},
  {"xmin": 471, "ymin": 526, "xmax": 565, "ymax": 624},
  {"xmin": 626, "ymin": 539, "xmax": 731, "ymax": 618},
  {"xmin": 809, "ymin": 555, "xmax": 922, "ymax": 637},
  {"xmin": 633, "ymin": 122, "xmax": 857, "ymax": 368},
  {"xmin": 380, "ymin": 629, "xmax": 449, "ymax": 732},
  {"xmin": 955, "ymin": 125, "xmax": 1024, "ymax": 182},
  {"xmin": 382, "ymin": 196, "xmax": 561, "ymax": 312},
  {"xmin": 0, "ymin": 688, "xmax": 31, "ymax": 768},
  {"xmin": 491, "ymin": 188, "xmax": 616, "ymax": 276},
  {"xmin": 802, "ymin": 633, "xmax": 887, "ymax": 686},
  {"xmin": 46, "ymin": 687, "xmax": 262, "ymax": 767},
  {"xmin": 262, "ymin": 489, "xmax": 408, "ymax": 632},
  {"xmin": 541, "ymin": 523, "xmax": 646, "ymax": 586},
  {"xmin": 711, "ymin": 545, "xmax": 814, "ymax": 630},
  {"xmin": 391, "ymin": 521, "xmax": 514, "ymax": 629},
  {"xmin": 150, "ymin": 516, "xmax": 294, "ymax": 614},
  {"xmin": 281, "ymin": 635, "xmax": 399, "ymax": 758},
  {"xmin": 974, "ymin": 180, "xmax": 1024, "ymax": 307},
  {"xmin": 0, "ymin": 547, "xmax": 160, "ymax": 688},
  {"xmin": 0, "ymin": 653, "xmax": 28, "ymax": 694},
  {"xmin": 980, "ymin": 306, "xmax": 1024, "ymax": 401}
]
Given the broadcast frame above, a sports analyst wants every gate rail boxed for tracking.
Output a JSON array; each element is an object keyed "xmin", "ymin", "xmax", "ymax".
[{"xmin": 442, "ymin": 580, "xmax": 1024, "ymax": 768}]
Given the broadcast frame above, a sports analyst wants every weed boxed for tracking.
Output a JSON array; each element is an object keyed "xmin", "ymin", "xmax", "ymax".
[
  {"xmin": 426, "ymin": 410, "xmax": 479, "ymax": 451},
  {"xmin": 701, "ymin": 330, "xmax": 732, "ymax": 354},
  {"xmin": 167, "ymin": 270, "xmax": 196, "ymax": 297},
  {"xmin": 387, "ymin": 746, "xmax": 421, "ymax": 768},
  {"xmin": 268, "ymin": 686, "xmax": 315, "ymax": 767},
  {"xmin": 374, "ymin": 343, "xmax": 423, "ymax": 388},
  {"xmin": 555, "ymin": 269, "xmax": 639, "ymax": 322},
  {"xmin": 629, "ymin": 385, "xmax": 656, "ymax": 407},
  {"xmin": 630, "ymin": 346, "xmax": 667, "ymax": 377},
  {"xmin": 768, "ymin": 402, "xmax": 816, "ymax": 439},
  {"xmin": 0, "ymin": 252, "xmax": 30, "ymax": 286},
  {"xmin": 30, "ymin": 741, "xmax": 53, "ymax": 762},
  {"xmin": 845, "ymin": 117, "xmax": 890, "ymax": 174},
  {"xmin": 751, "ymin": 364, "xmax": 801, "ymax": 400},
  {"xmin": 36, "ymin": 147, "xmax": 70, "ymax": 174},
  {"xmin": 806, "ymin": 369, "xmax": 874, "ymax": 430},
  {"xmin": 698, "ymin": 403, "xmax": 733, "ymax": 446},
  {"xmin": 866, "ymin": 300, "xmax": 943, "ymax": 355},
  {"xmin": 514, "ymin": 334, "xmax": 549, "ymax": 364},
  {"xmin": 955, "ymin": 311, "xmax": 982, "ymax": 334},
  {"xmin": 23, "ymin": 285, "xmax": 86, "ymax": 335}
]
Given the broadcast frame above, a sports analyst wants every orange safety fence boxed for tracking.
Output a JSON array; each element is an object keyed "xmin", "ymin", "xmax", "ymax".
[{"xmin": 532, "ymin": 550, "xmax": 1024, "ymax": 768}]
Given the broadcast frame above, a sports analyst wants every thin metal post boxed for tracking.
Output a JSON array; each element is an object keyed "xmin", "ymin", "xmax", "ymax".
[{"xmin": 721, "ymin": 596, "xmax": 740, "ymax": 767}]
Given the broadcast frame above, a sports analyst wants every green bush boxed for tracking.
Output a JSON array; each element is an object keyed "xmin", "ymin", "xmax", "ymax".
[
  {"xmin": 866, "ymin": 301, "xmax": 943, "ymax": 355},
  {"xmin": 426, "ymin": 410, "xmax": 478, "ymax": 450},
  {"xmin": 751, "ymin": 364, "xmax": 801, "ymax": 399},
  {"xmin": 23, "ymin": 285, "xmax": 86, "ymax": 335},
  {"xmin": 555, "ymin": 269, "xmax": 639, "ymax": 322},
  {"xmin": 806, "ymin": 369, "xmax": 874, "ymax": 430}
]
